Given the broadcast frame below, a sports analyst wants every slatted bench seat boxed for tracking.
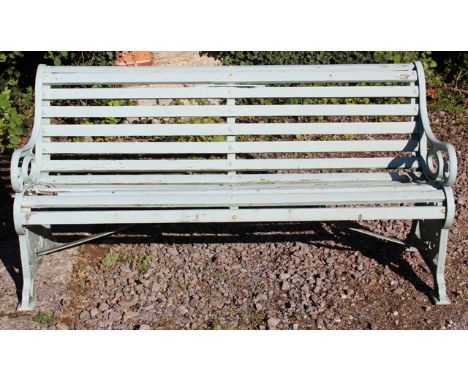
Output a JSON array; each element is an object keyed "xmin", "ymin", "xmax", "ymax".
[{"xmin": 11, "ymin": 62, "xmax": 457, "ymax": 310}]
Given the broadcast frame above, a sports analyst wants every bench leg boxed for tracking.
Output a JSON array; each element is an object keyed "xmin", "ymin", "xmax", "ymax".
[
  {"xmin": 16, "ymin": 228, "xmax": 48, "ymax": 311},
  {"xmin": 410, "ymin": 220, "xmax": 450, "ymax": 304}
]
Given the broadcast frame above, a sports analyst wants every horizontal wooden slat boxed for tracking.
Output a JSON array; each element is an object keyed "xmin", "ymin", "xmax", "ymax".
[
  {"xmin": 43, "ymin": 140, "xmax": 419, "ymax": 154},
  {"xmin": 42, "ymin": 122, "xmax": 417, "ymax": 137},
  {"xmin": 23, "ymin": 189, "xmax": 444, "ymax": 208},
  {"xmin": 23, "ymin": 206, "xmax": 445, "ymax": 226},
  {"xmin": 43, "ymin": 70, "xmax": 417, "ymax": 85},
  {"xmin": 43, "ymin": 104, "xmax": 419, "ymax": 118},
  {"xmin": 43, "ymin": 86, "xmax": 419, "ymax": 100},
  {"xmin": 42, "ymin": 157, "xmax": 420, "ymax": 172},
  {"xmin": 37, "ymin": 172, "xmax": 415, "ymax": 186},
  {"xmin": 31, "ymin": 181, "xmax": 438, "ymax": 195},
  {"xmin": 44, "ymin": 64, "xmax": 416, "ymax": 73}
]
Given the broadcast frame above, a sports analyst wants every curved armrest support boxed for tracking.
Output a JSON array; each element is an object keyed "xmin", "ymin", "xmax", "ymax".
[
  {"xmin": 425, "ymin": 140, "xmax": 457, "ymax": 187},
  {"xmin": 11, "ymin": 147, "xmax": 35, "ymax": 192},
  {"xmin": 415, "ymin": 61, "xmax": 458, "ymax": 187},
  {"xmin": 9, "ymin": 64, "xmax": 46, "ymax": 193}
]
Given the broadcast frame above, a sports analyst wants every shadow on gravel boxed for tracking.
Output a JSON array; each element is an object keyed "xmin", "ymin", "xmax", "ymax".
[
  {"xmin": 0, "ymin": 154, "xmax": 23, "ymax": 302},
  {"xmin": 0, "ymin": 149, "xmax": 434, "ymax": 307},
  {"xmin": 325, "ymin": 222, "xmax": 434, "ymax": 299},
  {"xmin": 49, "ymin": 221, "xmax": 435, "ymax": 301}
]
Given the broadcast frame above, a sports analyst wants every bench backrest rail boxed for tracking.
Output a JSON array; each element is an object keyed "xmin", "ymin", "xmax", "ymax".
[{"xmin": 29, "ymin": 63, "xmax": 426, "ymax": 185}]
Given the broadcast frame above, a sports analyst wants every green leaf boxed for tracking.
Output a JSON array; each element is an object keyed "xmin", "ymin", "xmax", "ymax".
[{"xmin": 0, "ymin": 94, "xmax": 11, "ymax": 109}]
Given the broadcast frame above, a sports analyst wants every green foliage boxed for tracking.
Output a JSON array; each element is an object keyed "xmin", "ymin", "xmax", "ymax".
[
  {"xmin": 0, "ymin": 51, "xmax": 116, "ymax": 153},
  {"xmin": 44, "ymin": 51, "xmax": 116, "ymax": 67},
  {"xmin": 0, "ymin": 52, "xmax": 34, "ymax": 152},
  {"xmin": 214, "ymin": 51, "xmax": 428, "ymax": 66},
  {"xmin": 212, "ymin": 51, "xmax": 466, "ymax": 113},
  {"xmin": 214, "ymin": 51, "xmax": 438, "ymax": 81},
  {"xmin": 429, "ymin": 52, "xmax": 467, "ymax": 114},
  {"xmin": 101, "ymin": 249, "xmax": 122, "ymax": 267},
  {"xmin": 136, "ymin": 253, "xmax": 152, "ymax": 273},
  {"xmin": 32, "ymin": 311, "xmax": 54, "ymax": 324},
  {"xmin": 1, "ymin": 51, "xmax": 465, "ymax": 154},
  {"xmin": 102, "ymin": 249, "xmax": 152, "ymax": 273}
]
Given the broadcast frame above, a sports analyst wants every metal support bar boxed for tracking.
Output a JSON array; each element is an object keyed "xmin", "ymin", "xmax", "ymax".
[
  {"xmin": 349, "ymin": 227, "xmax": 418, "ymax": 251},
  {"xmin": 37, "ymin": 224, "xmax": 133, "ymax": 257}
]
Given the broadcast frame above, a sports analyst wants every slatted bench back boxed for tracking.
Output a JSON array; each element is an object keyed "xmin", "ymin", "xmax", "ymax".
[{"xmin": 35, "ymin": 63, "xmax": 422, "ymax": 185}]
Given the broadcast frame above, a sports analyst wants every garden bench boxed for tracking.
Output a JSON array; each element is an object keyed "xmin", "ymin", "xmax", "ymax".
[{"xmin": 11, "ymin": 62, "xmax": 457, "ymax": 310}]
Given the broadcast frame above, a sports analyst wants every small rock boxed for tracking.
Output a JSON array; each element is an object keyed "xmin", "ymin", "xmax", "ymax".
[
  {"xmin": 108, "ymin": 311, "xmax": 122, "ymax": 321},
  {"xmin": 138, "ymin": 324, "xmax": 151, "ymax": 330},
  {"xmin": 279, "ymin": 273, "xmax": 290, "ymax": 280},
  {"xmin": 151, "ymin": 282, "xmax": 161, "ymax": 293},
  {"xmin": 267, "ymin": 318, "xmax": 280, "ymax": 329},
  {"xmin": 139, "ymin": 311, "xmax": 154, "ymax": 322},
  {"xmin": 281, "ymin": 281, "xmax": 291, "ymax": 291},
  {"xmin": 86, "ymin": 319, "xmax": 98, "ymax": 327},
  {"xmin": 178, "ymin": 306, "xmax": 189, "ymax": 315},
  {"xmin": 118, "ymin": 299, "xmax": 137, "ymax": 308},
  {"xmin": 254, "ymin": 293, "xmax": 267, "ymax": 302},
  {"xmin": 123, "ymin": 311, "xmax": 139, "ymax": 321},
  {"xmin": 211, "ymin": 298, "xmax": 224, "ymax": 309},
  {"xmin": 79, "ymin": 310, "xmax": 91, "ymax": 321},
  {"xmin": 394, "ymin": 288, "xmax": 405, "ymax": 295},
  {"xmin": 55, "ymin": 322, "xmax": 70, "ymax": 330},
  {"xmin": 292, "ymin": 323, "xmax": 299, "ymax": 330},
  {"xmin": 98, "ymin": 302, "xmax": 109, "ymax": 311},
  {"xmin": 393, "ymin": 311, "xmax": 399, "ymax": 316},
  {"xmin": 90, "ymin": 308, "xmax": 100, "ymax": 318}
]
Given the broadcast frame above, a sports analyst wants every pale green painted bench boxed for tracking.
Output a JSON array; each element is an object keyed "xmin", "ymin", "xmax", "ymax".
[{"xmin": 11, "ymin": 62, "xmax": 457, "ymax": 310}]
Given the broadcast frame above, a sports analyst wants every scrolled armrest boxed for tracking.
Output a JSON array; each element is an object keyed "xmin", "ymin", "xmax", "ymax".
[
  {"xmin": 10, "ymin": 65, "xmax": 48, "ymax": 193},
  {"xmin": 425, "ymin": 140, "xmax": 457, "ymax": 186},
  {"xmin": 11, "ymin": 147, "xmax": 36, "ymax": 192},
  {"xmin": 414, "ymin": 61, "xmax": 458, "ymax": 187}
]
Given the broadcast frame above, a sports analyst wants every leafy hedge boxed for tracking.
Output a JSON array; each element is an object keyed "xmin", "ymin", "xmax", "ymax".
[
  {"xmin": 211, "ymin": 51, "xmax": 467, "ymax": 114},
  {"xmin": 215, "ymin": 51, "xmax": 419, "ymax": 64},
  {"xmin": 1, "ymin": 51, "xmax": 466, "ymax": 154},
  {"xmin": 211, "ymin": 51, "xmax": 436, "ymax": 73},
  {"xmin": 0, "ymin": 51, "xmax": 116, "ymax": 153}
]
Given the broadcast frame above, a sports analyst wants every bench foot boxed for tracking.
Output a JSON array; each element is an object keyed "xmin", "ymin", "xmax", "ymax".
[
  {"xmin": 16, "ymin": 227, "xmax": 51, "ymax": 311},
  {"xmin": 410, "ymin": 220, "xmax": 450, "ymax": 304}
]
